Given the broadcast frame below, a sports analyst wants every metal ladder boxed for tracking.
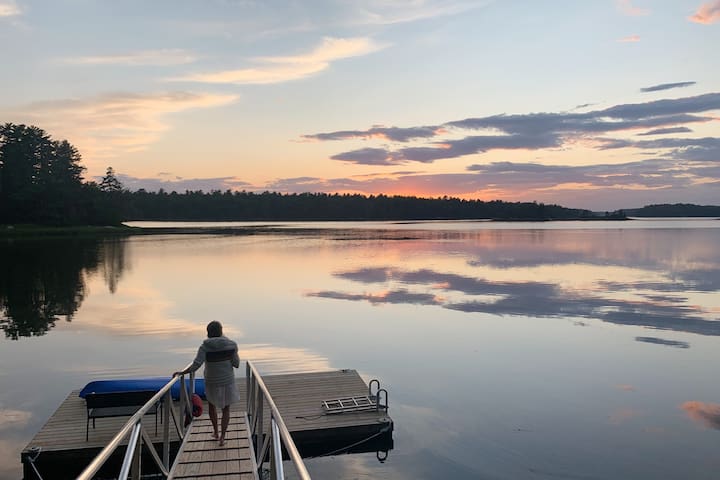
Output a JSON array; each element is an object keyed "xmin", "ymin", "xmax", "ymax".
[{"xmin": 322, "ymin": 379, "xmax": 389, "ymax": 414}]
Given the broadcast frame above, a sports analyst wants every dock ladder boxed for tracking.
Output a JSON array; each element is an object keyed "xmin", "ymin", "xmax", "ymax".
[{"xmin": 322, "ymin": 378, "xmax": 389, "ymax": 414}]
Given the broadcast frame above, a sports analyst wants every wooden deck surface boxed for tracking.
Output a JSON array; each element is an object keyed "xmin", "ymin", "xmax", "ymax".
[
  {"xmin": 22, "ymin": 369, "xmax": 392, "ymax": 478},
  {"xmin": 169, "ymin": 413, "xmax": 257, "ymax": 480},
  {"xmin": 27, "ymin": 389, "xmax": 181, "ymax": 452},
  {"xmin": 251, "ymin": 369, "xmax": 392, "ymax": 436}
]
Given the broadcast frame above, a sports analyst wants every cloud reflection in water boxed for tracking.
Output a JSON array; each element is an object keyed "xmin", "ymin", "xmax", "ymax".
[
  {"xmin": 635, "ymin": 337, "xmax": 690, "ymax": 348},
  {"xmin": 309, "ymin": 262, "xmax": 720, "ymax": 336},
  {"xmin": 681, "ymin": 402, "xmax": 720, "ymax": 430}
]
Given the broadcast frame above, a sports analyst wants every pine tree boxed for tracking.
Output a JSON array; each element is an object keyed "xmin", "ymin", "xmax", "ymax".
[{"xmin": 99, "ymin": 166, "xmax": 124, "ymax": 193}]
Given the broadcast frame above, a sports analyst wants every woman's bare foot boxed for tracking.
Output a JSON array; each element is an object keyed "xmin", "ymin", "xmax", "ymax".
[
  {"xmin": 218, "ymin": 436, "xmax": 225, "ymax": 447},
  {"xmin": 211, "ymin": 432, "xmax": 219, "ymax": 440}
]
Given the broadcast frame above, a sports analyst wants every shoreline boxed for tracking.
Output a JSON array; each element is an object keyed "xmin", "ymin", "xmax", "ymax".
[{"xmin": 0, "ymin": 217, "xmax": 636, "ymax": 238}]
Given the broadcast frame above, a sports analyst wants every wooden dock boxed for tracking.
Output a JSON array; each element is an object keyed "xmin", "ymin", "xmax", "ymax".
[
  {"xmin": 22, "ymin": 369, "xmax": 393, "ymax": 479},
  {"xmin": 169, "ymin": 412, "xmax": 257, "ymax": 479}
]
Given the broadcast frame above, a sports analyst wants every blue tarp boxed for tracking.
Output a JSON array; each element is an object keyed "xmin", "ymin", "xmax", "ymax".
[{"xmin": 78, "ymin": 377, "xmax": 206, "ymax": 400}]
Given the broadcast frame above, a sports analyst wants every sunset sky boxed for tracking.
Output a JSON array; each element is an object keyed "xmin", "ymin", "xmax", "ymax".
[{"xmin": 1, "ymin": 0, "xmax": 718, "ymax": 210}]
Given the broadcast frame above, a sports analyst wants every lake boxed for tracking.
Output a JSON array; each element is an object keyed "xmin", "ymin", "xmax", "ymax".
[{"xmin": 1, "ymin": 219, "xmax": 719, "ymax": 479}]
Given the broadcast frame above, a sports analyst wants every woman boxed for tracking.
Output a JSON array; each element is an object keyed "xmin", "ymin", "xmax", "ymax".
[{"xmin": 174, "ymin": 321, "xmax": 240, "ymax": 446}]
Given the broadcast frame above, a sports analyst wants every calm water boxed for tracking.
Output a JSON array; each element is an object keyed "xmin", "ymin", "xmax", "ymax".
[{"xmin": 1, "ymin": 220, "xmax": 720, "ymax": 479}]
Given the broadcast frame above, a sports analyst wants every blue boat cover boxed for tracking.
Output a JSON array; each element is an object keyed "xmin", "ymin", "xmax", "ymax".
[{"xmin": 79, "ymin": 377, "xmax": 205, "ymax": 400}]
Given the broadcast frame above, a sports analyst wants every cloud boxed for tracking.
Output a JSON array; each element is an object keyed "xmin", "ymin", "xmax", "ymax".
[
  {"xmin": 240, "ymin": 343, "xmax": 331, "ymax": 374},
  {"xmin": 307, "ymin": 92, "xmax": 720, "ymax": 165},
  {"xmin": 616, "ymin": 0, "xmax": 650, "ymax": 16},
  {"xmin": 62, "ymin": 49, "xmax": 198, "ymax": 66},
  {"xmin": 689, "ymin": 1, "xmax": 720, "ymax": 24},
  {"xmin": 304, "ymin": 126, "xmax": 441, "ymax": 143},
  {"xmin": 618, "ymin": 34, "xmax": 641, "ymax": 42},
  {"xmin": 681, "ymin": 401, "xmax": 720, "ymax": 429},
  {"xmin": 170, "ymin": 37, "xmax": 385, "ymax": 85},
  {"xmin": 0, "ymin": 408, "xmax": 31, "ymax": 430},
  {"xmin": 396, "ymin": 134, "xmax": 561, "ymax": 163},
  {"xmin": 595, "ymin": 92, "xmax": 720, "ymax": 119},
  {"xmin": 109, "ymin": 173, "xmax": 252, "ymax": 192},
  {"xmin": 261, "ymin": 157, "xmax": 720, "ymax": 210},
  {"xmin": 336, "ymin": 267, "xmax": 392, "ymax": 283},
  {"xmin": 3, "ymin": 91, "xmax": 238, "ymax": 161},
  {"xmin": 0, "ymin": 1, "xmax": 20, "ymax": 17},
  {"xmin": 634, "ymin": 336, "xmax": 690, "ymax": 348},
  {"xmin": 598, "ymin": 136, "xmax": 720, "ymax": 162},
  {"xmin": 637, "ymin": 127, "xmax": 693, "ymax": 136},
  {"xmin": 351, "ymin": 0, "xmax": 488, "ymax": 26},
  {"xmin": 331, "ymin": 147, "xmax": 402, "ymax": 166},
  {"xmin": 309, "ymin": 289, "xmax": 442, "ymax": 306},
  {"xmin": 640, "ymin": 81, "xmax": 697, "ymax": 93}
]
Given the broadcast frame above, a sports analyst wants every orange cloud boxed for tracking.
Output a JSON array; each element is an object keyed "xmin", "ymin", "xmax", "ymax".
[
  {"xmin": 681, "ymin": 401, "xmax": 720, "ymax": 429},
  {"xmin": 689, "ymin": 1, "xmax": 720, "ymax": 24},
  {"xmin": 4, "ymin": 91, "xmax": 238, "ymax": 167},
  {"xmin": 618, "ymin": 34, "xmax": 641, "ymax": 42},
  {"xmin": 171, "ymin": 37, "xmax": 386, "ymax": 85}
]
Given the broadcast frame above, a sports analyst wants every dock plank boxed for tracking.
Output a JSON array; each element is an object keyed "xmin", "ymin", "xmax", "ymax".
[{"xmin": 171, "ymin": 411, "xmax": 256, "ymax": 480}]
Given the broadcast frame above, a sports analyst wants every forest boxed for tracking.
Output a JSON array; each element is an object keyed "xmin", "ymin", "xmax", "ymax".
[{"xmin": 3, "ymin": 123, "xmax": 713, "ymax": 226}]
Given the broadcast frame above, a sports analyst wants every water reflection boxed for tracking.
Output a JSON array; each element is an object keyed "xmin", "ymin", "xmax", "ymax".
[
  {"xmin": 308, "ymin": 225, "xmax": 720, "ymax": 338},
  {"xmin": 2, "ymin": 222, "xmax": 720, "ymax": 479},
  {"xmin": 681, "ymin": 402, "xmax": 720, "ymax": 430},
  {"xmin": 0, "ymin": 237, "xmax": 128, "ymax": 340},
  {"xmin": 635, "ymin": 336, "xmax": 690, "ymax": 348},
  {"xmin": 310, "ymin": 265, "xmax": 720, "ymax": 336}
]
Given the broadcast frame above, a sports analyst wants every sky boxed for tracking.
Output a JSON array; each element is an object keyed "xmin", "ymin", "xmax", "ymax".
[{"xmin": 0, "ymin": 0, "xmax": 718, "ymax": 210}]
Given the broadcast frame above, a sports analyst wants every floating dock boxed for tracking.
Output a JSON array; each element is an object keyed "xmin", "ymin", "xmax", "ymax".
[{"xmin": 21, "ymin": 369, "xmax": 393, "ymax": 479}]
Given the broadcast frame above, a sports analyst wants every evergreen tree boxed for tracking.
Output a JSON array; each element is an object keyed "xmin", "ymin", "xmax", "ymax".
[{"xmin": 99, "ymin": 166, "xmax": 124, "ymax": 193}]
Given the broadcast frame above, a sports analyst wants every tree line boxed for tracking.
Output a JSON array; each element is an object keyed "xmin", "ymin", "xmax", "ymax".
[
  {"xmin": 0, "ymin": 123, "xmax": 123, "ymax": 225},
  {"xmin": 1, "ymin": 123, "xmax": 624, "ymax": 225},
  {"xmin": 120, "ymin": 189, "xmax": 608, "ymax": 221}
]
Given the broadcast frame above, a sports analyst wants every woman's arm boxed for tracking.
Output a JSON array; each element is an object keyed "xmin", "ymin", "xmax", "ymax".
[
  {"xmin": 232, "ymin": 347, "xmax": 240, "ymax": 368},
  {"xmin": 173, "ymin": 345, "xmax": 206, "ymax": 376}
]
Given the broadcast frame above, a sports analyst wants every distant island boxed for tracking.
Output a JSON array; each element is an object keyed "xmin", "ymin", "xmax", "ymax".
[
  {"xmin": 1, "ymin": 123, "xmax": 717, "ymax": 228},
  {"xmin": 622, "ymin": 204, "xmax": 720, "ymax": 217}
]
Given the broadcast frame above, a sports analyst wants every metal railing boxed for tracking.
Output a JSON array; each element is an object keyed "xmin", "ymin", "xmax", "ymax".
[
  {"xmin": 246, "ymin": 361, "xmax": 311, "ymax": 480},
  {"xmin": 76, "ymin": 363, "xmax": 196, "ymax": 480}
]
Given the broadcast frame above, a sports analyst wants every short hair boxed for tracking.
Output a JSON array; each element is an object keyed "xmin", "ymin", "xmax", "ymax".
[{"xmin": 207, "ymin": 321, "xmax": 223, "ymax": 338}]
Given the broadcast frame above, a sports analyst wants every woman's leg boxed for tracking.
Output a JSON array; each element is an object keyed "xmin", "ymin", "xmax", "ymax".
[
  {"xmin": 219, "ymin": 405, "xmax": 230, "ymax": 446},
  {"xmin": 208, "ymin": 402, "xmax": 219, "ymax": 439}
]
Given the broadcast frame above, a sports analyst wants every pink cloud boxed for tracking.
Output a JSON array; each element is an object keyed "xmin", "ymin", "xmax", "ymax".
[
  {"xmin": 689, "ymin": 1, "xmax": 720, "ymax": 24},
  {"xmin": 617, "ymin": 0, "xmax": 650, "ymax": 16},
  {"xmin": 618, "ymin": 34, "xmax": 641, "ymax": 42},
  {"xmin": 681, "ymin": 401, "xmax": 720, "ymax": 429}
]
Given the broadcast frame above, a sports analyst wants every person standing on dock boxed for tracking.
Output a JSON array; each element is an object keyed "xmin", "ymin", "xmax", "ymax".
[{"xmin": 174, "ymin": 321, "xmax": 240, "ymax": 446}]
